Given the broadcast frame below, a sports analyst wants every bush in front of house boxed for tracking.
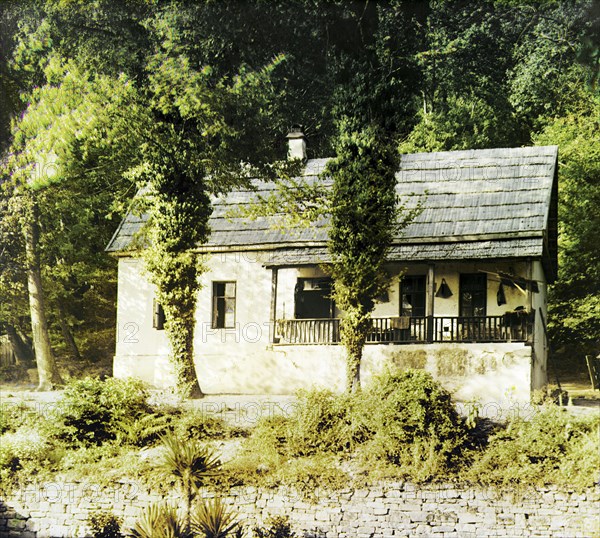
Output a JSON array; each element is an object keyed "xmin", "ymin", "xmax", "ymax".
[
  {"xmin": 53, "ymin": 376, "xmax": 152, "ymax": 446},
  {"xmin": 465, "ymin": 404, "xmax": 600, "ymax": 489},
  {"xmin": 242, "ymin": 368, "xmax": 471, "ymax": 483},
  {"xmin": 355, "ymin": 368, "xmax": 469, "ymax": 476}
]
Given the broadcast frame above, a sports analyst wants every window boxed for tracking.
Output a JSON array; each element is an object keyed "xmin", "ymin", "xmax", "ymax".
[
  {"xmin": 153, "ymin": 299, "xmax": 165, "ymax": 330},
  {"xmin": 212, "ymin": 282, "xmax": 236, "ymax": 328},
  {"xmin": 400, "ymin": 276, "xmax": 426, "ymax": 317},
  {"xmin": 460, "ymin": 274, "xmax": 487, "ymax": 317},
  {"xmin": 294, "ymin": 278, "xmax": 335, "ymax": 319}
]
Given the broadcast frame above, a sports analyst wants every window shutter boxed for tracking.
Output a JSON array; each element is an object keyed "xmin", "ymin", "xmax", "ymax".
[{"xmin": 153, "ymin": 300, "xmax": 165, "ymax": 330}]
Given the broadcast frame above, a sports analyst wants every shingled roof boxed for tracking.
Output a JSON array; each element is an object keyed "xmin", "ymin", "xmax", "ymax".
[{"xmin": 106, "ymin": 146, "xmax": 558, "ymax": 281}]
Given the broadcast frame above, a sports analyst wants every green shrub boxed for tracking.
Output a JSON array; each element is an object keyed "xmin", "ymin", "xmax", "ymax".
[
  {"xmin": 0, "ymin": 402, "xmax": 32, "ymax": 434},
  {"xmin": 87, "ymin": 510, "xmax": 122, "ymax": 538},
  {"xmin": 113, "ymin": 413, "xmax": 171, "ymax": 446},
  {"xmin": 285, "ymin": 389, "xmax": 358, "ymax": 456},
  {"xmin": 0, "ymin": 426, "xmax": 56, "ymax": 470},
  {"xmin": 356, "ymin": 369, "xmax": 469, "ymax": 467},
  {"xmin": 254, "ymin": 515, "xmax": 296, "ymax": 538},
  {"xmin": 241, "ymin": 369, "xmax": 469, "ymax": 484},
  {"xmin": 172, "ymin": 407, "xmax": 235, "ymax": 441},
  {"xmin": 54, "ymin": 377, "xmax": 151, "ymax": 446},
  {"xmin": 466, "ymin": 405, "xmax": 600, "ymax": 489},
  {"xmin": 275, "ymin": 454, "xmax": 349, "ymax": 496}
]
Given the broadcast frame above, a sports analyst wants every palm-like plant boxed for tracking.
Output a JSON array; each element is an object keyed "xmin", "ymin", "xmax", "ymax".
[
  {"xmin": 130, "ymin": 503, "xmax": 191, "ymax": 538},
  {"xmin": 191, "ymin": 497, "xmax": 241, "ymax": 538},
  {"xmin": 156, "ymin": 432, "xmax": 222, "ymax": 532}
]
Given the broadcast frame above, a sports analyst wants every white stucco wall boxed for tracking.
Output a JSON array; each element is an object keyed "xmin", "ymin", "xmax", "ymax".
[
  {"xmin": 113, "ymin": 258, "xmax": 174, "ymax": 388},
  {"xmin": 113, "ymin": 254, "xmax": 539, "ymax": 402}
]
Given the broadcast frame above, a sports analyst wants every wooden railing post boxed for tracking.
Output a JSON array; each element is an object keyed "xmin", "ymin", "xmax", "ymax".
[
  {"xmin": 427, "ymin": 264, "xmax": 435, "ymax": 343},
  {"xmin": 270, "ymin": 269, "xmax": 278, "ymax": 343}
]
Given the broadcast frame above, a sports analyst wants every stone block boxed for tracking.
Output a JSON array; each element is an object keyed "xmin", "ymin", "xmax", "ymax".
[
  {"xmin": 430, "ymin": 525, "xmax": 456, "ymax": 533},
  {"xmin": 314, "ymin": 510, "xmax": 330, "ymax": 522},
  {"xmin": 407, "ymin": 511, "xmax": 429, "ymax": 522},
  {"xmin": 396, "ymin": 504, "xmax": 423, "ymax": 512},
  {"xmin": 373, "ymin": 507, "xmax": 389, "ymax": 516}
]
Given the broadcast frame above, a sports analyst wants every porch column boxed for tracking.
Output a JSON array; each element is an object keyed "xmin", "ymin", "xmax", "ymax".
[
  {"xmin": 427, "ymin": 263, "xmax": 435, "ymax": 342},
  {"xmin": 270, "ymin": 268, "xmax": 278, "ymax": 343}
]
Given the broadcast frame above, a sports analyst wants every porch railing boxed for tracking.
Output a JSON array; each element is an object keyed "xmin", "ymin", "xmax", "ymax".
[{"xmin": 275, "ymin": 313, "xmax": 533, "ymax": 345}]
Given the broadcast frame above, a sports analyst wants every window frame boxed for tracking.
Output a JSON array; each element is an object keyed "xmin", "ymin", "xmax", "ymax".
[
  {"xmin": 400, "ymin": 275, "xmax": 427, "ymax": 317},
  {"xmin": 459, "ymin": 273, "xmax": 487, "ymax": 317},
  {"xmin": 294, "ymin": 277, "xmax": 335, "ymax": 319},
  {"xmin": 212, "ymin": 281, "xmax": 237, "ymax": 329}
]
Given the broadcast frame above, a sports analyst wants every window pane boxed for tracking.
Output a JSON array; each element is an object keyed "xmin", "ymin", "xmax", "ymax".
[
  {"xmin": 212, "ymin": 281, "xmax": 236, "ymax": 328},
  {"xmin": 401, "ymin": 276, "xmax": 426, "ymax": 317},
  {"xmin": 295, "ymin": 278, "xmax": 334, "ymax": 319},
  {"xmin": 215, "ymin": 282, "xmax": 225, "ymax": 296},
  {"xmin": 225, "ymin": 282, "xmax": 236, "ymax": 297}
]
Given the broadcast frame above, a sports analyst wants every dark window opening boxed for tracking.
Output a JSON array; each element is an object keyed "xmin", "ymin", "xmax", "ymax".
[
  {"xmin": 294, "ymin": 278, "xmax": 335, "ymax": 319},
  {"xmin": 153, "ymin": 299, "xmax": 165, "ymax": 330},
  {"xmin": 460, "ymin": 274, "xmax": 487, "ymax": 317},
  {"xmin": 400, "ymin": 276, "xmax": 426, "ymax": 317},
  {"xmin": 212, "ymin": 282, "xmax": 236, "ymax": 328}
]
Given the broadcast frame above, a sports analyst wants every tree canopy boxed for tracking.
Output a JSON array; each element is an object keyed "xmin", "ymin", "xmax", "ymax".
[{"xmin": 0, "ymin": 0, "xmax": 598, "ymax": 389}]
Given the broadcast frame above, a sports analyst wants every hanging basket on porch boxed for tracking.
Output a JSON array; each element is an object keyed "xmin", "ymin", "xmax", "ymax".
[{"xmin": 435, "ymin": 278, "xmax": 453, "ymax": 298}]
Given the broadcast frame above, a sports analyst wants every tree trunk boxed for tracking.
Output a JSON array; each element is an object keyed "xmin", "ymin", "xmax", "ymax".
[
  {"xmin": 57, "ymin": 301, "xmax": 83, "ymax": 361},
  {"xmin": 146, "ymin": 248, "xmax": 204, "ymax": 399},
  {"xmin": 341, "ymin": 314, "xmax": 371, "ymax": 393},
  {"xmin": 165, "ymin": 305, "xmax": 203, "ymax": 399},
  {"xmin": 6, "ymin": 324, "xmax": 34, "ymax": 366},
  {"xmin": 24, "ymin": 198, "xmax": 63, "ymax": 390}
]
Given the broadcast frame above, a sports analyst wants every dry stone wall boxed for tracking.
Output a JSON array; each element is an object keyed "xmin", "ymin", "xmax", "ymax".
[{"xmin": 1, "ymin": 481, "xmax": 598, "ymax": 538}]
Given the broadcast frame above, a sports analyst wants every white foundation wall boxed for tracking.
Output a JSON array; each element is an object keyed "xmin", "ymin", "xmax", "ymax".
[{"xmin": 269, "ymin": 342, "xmax": 532, "ymax": 404}]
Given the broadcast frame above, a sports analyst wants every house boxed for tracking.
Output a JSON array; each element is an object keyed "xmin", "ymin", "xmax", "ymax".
[{"xmin": 106, "ymin": 134, "xmax": 558, "ymax": 404}]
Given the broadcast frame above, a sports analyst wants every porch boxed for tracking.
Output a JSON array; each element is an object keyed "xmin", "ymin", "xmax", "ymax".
[{"xmin": 275, "ymin": 313, "xmax": 534, "ymax": 345}]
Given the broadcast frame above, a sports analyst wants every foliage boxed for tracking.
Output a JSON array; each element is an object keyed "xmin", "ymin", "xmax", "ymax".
[
  {"xmin": 130, "ymin": 503, "xmax": 191, "ymax": 538},
  {"xmin": 129, "ymin": 499, "xmax": 240, "ymax": 538},
  {"xmin": 326, "ymin": 125, "xmax": 417, "ymax": 391},
  {"xmin": 254, "ymin": 515, "xmax": 297, "ymax": 538},
  {"xmin": 54, "ymin": 377, "xmax": 151, "ymax": 446},
  {"xmin": 0, "ymin": 401, "xmax": 31, "ymax": 434},
  {"xmin": 354, "ymin": 369, "xmax": 469, "ymax": 479},
  {"xmin": 399, "ymin": 94, "xmax": 518, "ymax": 153},
  {"xmin": 190, "ymin": 497, "xmax": 241, "ymax": 538},
  {"xmin": 534, "ymin": 97, "xmax": 600, "ymax": 355},
  {"xmin": 87, "ymin": 510, "xmax": 122, "ymax": 538},
  {"xmin": 113, "ymin": 413, "xmax": 171, "ymax": 447},
  {"xmin": 0, "ymin": 424, "xmax": 60, "ymax": 486},
  {"xmin": 508, "ymin": 1, "xmax": 597, "ymax": 130},
  {"xmin": 242, "ymin": 370, "xmax": 469, "ymax": 483},
  {"xmin": 171, "ymin": 408, "xmax": 241, "ymax": 442},
  {"xmin": 465, "ymin": 405, "xmax": 600, "ymax": 489},
  {"xmin": 155, "ymin": 431, "xmax": 222, "ymax": 532}
]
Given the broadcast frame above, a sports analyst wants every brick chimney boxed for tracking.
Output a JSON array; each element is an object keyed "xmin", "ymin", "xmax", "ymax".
[{"xmin": 286, "ymin": 125, "xmax": 307, "ymax": 161}]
